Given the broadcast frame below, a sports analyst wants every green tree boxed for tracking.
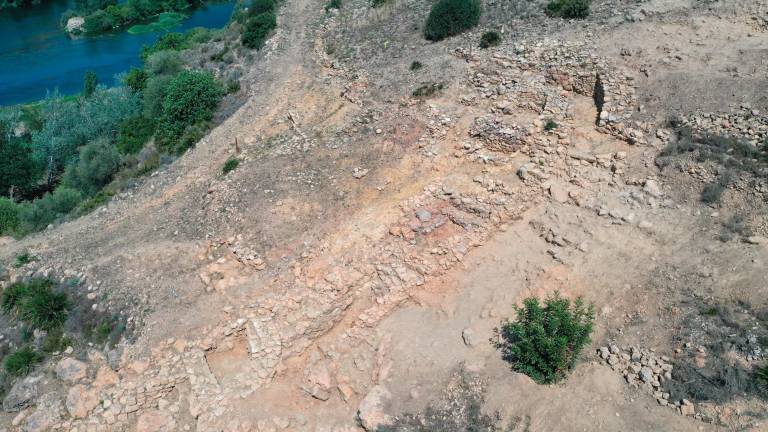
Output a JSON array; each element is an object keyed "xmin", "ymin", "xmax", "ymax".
[
  {"xmin": 241, "ymin": 11, "xmax": 277, "ymax": 49},
  {"xmin": 62, "ymin": 139, "xmax": 122, "ymax": 196},
  {"xmin": 497, "ymin": 293, "xmax": 594, "ymax": 384},
  {"xmin": 83, "ymin": 70, "xmax": 99, "ymax": 97},
  {"xmin": 0, "ymin": 121, "xmax": 37, "ymax": 198},
  {"xmin": 124, "ymin": 67, "xmax": 148, "ymax": 93},
  {"xmin": 156, "ymin": 70, "xmax": 223, "ymax": 152},
  {"xmin": 424, "ymin": 0, "xmax": 481, "ymax": 41},
  {"xmin": 0, "ymin": 198, "xmax": 20, "ymax": 235}
]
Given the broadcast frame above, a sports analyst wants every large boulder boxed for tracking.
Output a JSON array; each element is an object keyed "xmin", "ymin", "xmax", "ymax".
[
  {"xmin": 23, "ymin": 392, "xmax": 63, "ymax": 432},
  {"xmin": 55, "ymin": 358, "xmax": 87, "ymax": 383},
  {"xmin": 3, "ymin": 375, "xmax": 42, "ymax": 412},
  {"xmin": 357, "ymin": 385, "xmax": 392, "ymax": 431}
]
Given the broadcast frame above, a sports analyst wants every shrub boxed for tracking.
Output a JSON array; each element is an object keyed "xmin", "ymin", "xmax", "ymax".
[
  {"xmin": 424, "ymin": 0, "xmax": 481, "ymax": 41},
  {"xmin": 146, "ymin": 50, "xmax": 184, "ymax": 77},
  {"xmin": 2, "ymin": 280, "xmax": 43, "ymax": 314},
  {"xmin": 18, "ymin": 187, "xmax": 83, "ymax": 231},
  {"xmin": 42, "ymin": 329, "xmax": 73, "ymax": 354},
  {"xmin": 242, "ymin": 11, "xmax": 277, "ymax": 49},
  {"xmin": 371, "ymin": 0, "xmax": 391, "ymax": 8},
  {"xmin": 701, "ymin": 171, "xmax": 733, "ymax": 204},
  {"xmin": 83, "ymin": 70, "xmax": 98, "ymax": 98},
  {"xmin": 249, "ymin": 0, "xmax": 275, "ymax": 15},
  {"xmin": 325, "ymin": 0, "xmax": 340, "ymax": 10},
  {"xmin": 757, "ymin": 365, "xmax": 768, "ymax": 389},
  {"xmin": 0, "ymin": 198, "xmax": 20, "ymax": 235},
  {"xmin": 13, "ymin": 252, "xmax": 35, "ymax": 268},
  {"xmin": 5, "ymin": 347, "xmax": 44, "ymax": 377},
  {"xmin": 142, "ymin": 75, "xmax": 173, "ymax": 119},
  {"xmin": 544, "ymin": 119, "xmax": 558, "ymax": 131},
  {"xmin": 124, "ymin": 67, "xmax": 148, "ymax": 93},
  {"xmin": 62, "ymin": 139, "xmax": 122, "ymax": 196},
  {"xmin": 117, "ymin": 115, "xmax": 156, "ymax": 154},
  {"xmin": 545, "ymin": 0, "xmax": 590, "ymax": 19},
  {"xmin": 156, "ymin": 71, "xmax": 224, "ymax": 152},
  {"xmin": 76, "ymin": 190, "xmax": 115, "ymax": 215},
  {"xmin": 222, "ymin": 158, "xmax": 239, "ymax": 174},
  {"xmin": 412, "ymin": 82, "xmax": 444, "ymax": 98},
  {"xmin": 479, "ymin": 31, "xmax": 500, "ymax": 48},
  {"xmin": 19, "ymin": 285, "xmax": 69, "ymax": 331},
  {"xmin": 0, "ymin": 121, "xmax": 38, "ymax": 198},
  {"xmin": 2, "ymin": 279, "xmax": 69, "ymax": 331},
  {"xmin": 496, "ymin": 293, "xmax": 595, "ymax": 384},
  {"xmin": 409, "ymin": 61, "xmax": 423, "ymax": 71}
]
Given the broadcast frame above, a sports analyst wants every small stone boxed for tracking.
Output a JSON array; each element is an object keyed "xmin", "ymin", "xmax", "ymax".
[
  {"xmin": 461, "ymin": 328, "xmax": 474, "ymax": 346},
  {"xmin": 357, "ymin": 385, "xmax": 392, "ymax": 431},
  {"xmin": 415, "ymin": 210, "xmax": 432, "ymax": 222}
]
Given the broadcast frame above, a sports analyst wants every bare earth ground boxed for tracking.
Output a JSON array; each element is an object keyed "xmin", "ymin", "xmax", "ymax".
[{"xmin": 1, "ymin": 0, "xmax": 768, "ymax": 431}]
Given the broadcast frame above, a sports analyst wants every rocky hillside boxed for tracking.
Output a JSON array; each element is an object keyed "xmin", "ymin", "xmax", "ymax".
[{"xmin": 0, "ymin": 0, "xmax": 767, "ymax": 431}]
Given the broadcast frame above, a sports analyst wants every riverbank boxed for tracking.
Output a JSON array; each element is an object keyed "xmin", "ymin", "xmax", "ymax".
[
  {"xmin": 0, "ymin": 0, "xmax": 236, "ymax": 105},
  {"xmin": 64, "ymin": 0, "xmax": 202, "ymax": 35}
]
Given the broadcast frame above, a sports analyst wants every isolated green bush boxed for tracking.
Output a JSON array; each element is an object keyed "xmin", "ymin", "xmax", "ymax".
[
  {"xmin": 325, "ymin": 0, "xmax": 341, "ymax": 10},
  {"xmin": 222, "ymin": 157, "xmax": 239, "ymax": 174},
  {"xmin": 0, "ymin": 198, "xmax": 20, "ymax": 235},
  {"xmin": 2, "ymin": 279, "xmax": 69, "ymax": 331},
  {"xmin": 242, "ymin": 11, "xmax": 277, "ymax": 49},
  {"xmin": 156, "ymin": 70, "xmax": 224, "ymax": 152},
  {"xmin": 497, "ymin": 293, "xmax": 594, "ymax": 384},
  {"xmin": 479, "ymin": 31, "xmax": 500, "ymax": 48},
  {"xmin": 5, "ymin": 347, "xmax": 44, "ymax": 377},
  {"xmin": 424, "ymin": 0, "xmax": 481, "ymax": 41},
  {"xmin": 18, "ymin": 284, "xmax": 70, "ymax": 330},
  {"xmin": 545, "ymin": 0, "xmax": 590, "ymax": 18}
]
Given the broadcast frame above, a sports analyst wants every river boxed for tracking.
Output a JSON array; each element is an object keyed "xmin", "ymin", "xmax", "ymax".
[{"xmin": 0, "ymin": 0, "xmax": 235, "ymax": 106}]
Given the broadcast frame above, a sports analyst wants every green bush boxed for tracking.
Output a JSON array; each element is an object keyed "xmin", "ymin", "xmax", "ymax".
[
  {"xmin": 497, "ymin": 293, "xmax": 594, "ymax": 384},
  {"xmin": 242, "ymin": 11, "xmax": 277, "ymax": 49},
  {"xmin": 479, "ymin": 31, "xmax": 500, "ymax": 48},
  {"xmin": 424, "ymin": 0, "xmax": 481, "ymax": 41},
  {"xmin": 145, "ymin": 50, "xmax": 184, "ymax": 77},
  {"xmin": 62, "ymin": 139, "xmax": 122, "ymax": 196},
  {"xmin": 409, "ymin": 61, "xmax": 423, "ymax": 71},
  {"xmin": 156, "ymin": 71, "xmax": 224, "ymax": 152},
  {"xmin": 544, "ymin": 119, "xmax": 558, "ymax": 131},
  {"xmin": 757, "ymin": 365, "xmax": 768, "ymax": 388},
  {"xmin": 325, "ymin": 0, "xmax": 341, "ymax": 10},
  {"xmin": 18, "ymin": 187, "xmax": 83, "ymax": 231},
  {"xmin": 222, "ymin": 158, "xmax": 239, "ymax": 174},
  {"xmin": 2, "ymin": 279, "xmax": 69, "ymax": 331},
  {"xmin": 13, "ymin": 252, "xmax": 35, "ymax": 268},
  {"xmin": 117, "ymin": 115, "xmax": 156, "ymax": 154},
  {"xmin": 142, "ymin": 75, "xmax": 173, "ymax": 119},
  {"xmin": 42, "ymin": 329, "xmax": 73, "ymax": 354},
  {"xmin": 412, "ymin": 82, "xmax": 444, "ymax": 98},
  {"xmin": 76, "ymin": 190, "xmax": 115, "ymax": 215},
  {"xmin": 249, "ymin": 0, "xmax": 275, "ymax": 15},
  {"xmin": 0, "ymin": 120, "xmax": 38, "ymax": 198},
  {"xmin": 0, "ymin": 198, "xmax": 20, "ymax": 235},
  {"xmin": 83, "ymin": 70, "xmax": 98, "ymax": 97},
  {"xmin": 4, "ymin": 347, "xmax": 43, "ymax": 377},
  {"xmin": 124, "ymin": 67, "xmax": 148, "ymax": 93},
  {"xmin": 545, "ymin": 0, "xmax": 590, "ymax": 19}
]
